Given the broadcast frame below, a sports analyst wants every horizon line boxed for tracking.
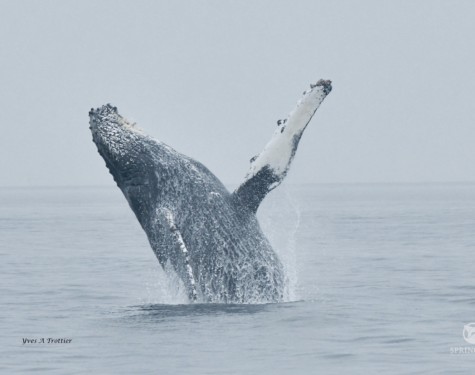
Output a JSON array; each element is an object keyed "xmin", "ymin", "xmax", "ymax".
[{"xmin": 1, "ymin": 180, "xmax": 475, "ymax": 189}]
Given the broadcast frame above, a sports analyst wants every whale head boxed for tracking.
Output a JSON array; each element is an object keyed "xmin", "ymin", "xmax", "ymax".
[
  {"xmin": 89, "ymin": 104, "xmax": 164, "ymax": 224},
  {"xmin": 89, "ymin": 103, "xmax": 217, "ymax": 229},
  {"xmin": 89, "ymin": 104, "xmax": 149, "ymax": 184}
]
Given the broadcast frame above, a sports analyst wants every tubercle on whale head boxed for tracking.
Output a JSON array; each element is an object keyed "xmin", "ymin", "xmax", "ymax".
[
  {"xmin": 89, "ymin": 104, "xmax": 145, "ymax": 150},
  {"xmin": 89, "ymin": 103, "xmax": 142, "ymax": 134},
  {"xmin": 88, "ymin": 102, "xmax": 117, "ymax": 117}
]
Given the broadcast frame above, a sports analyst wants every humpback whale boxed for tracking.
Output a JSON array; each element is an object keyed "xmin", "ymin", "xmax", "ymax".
[{"xmin": 89, "ymin": 79, "xmax": 332, "ymax": 303}]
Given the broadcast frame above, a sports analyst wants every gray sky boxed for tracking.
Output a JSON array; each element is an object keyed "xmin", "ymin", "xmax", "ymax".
[{"xmin": 1, "ymin": 0, "xmax": 474, "ymax": 187}]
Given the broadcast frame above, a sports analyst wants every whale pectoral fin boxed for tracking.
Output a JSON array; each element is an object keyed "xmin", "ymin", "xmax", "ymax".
[
  {"xmin": 162, "ymin": 209, "xmax": 198, "ymax": 302},
  {"xmin": 232, "ymin": 79, "xmax": 332, "ymax": 213}
]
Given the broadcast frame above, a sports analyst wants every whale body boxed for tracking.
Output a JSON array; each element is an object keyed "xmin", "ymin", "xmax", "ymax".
[{"xmin": 89, "ymin": 79, "xmax": 331, "ymax": 303}]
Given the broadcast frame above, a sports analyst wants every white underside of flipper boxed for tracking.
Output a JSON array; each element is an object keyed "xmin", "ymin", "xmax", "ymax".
[
  {"xmin": 233, "ymin": 79, "xmax": 332, "ymax": 212},
  {"xmin": 246, "ymin": 80, "xmax": 330, "ymax": 185}
]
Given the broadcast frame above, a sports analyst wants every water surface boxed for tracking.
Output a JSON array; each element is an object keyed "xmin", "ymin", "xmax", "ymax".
[{"xmin": 1, "ymin": 183, "xmax": 474, "ymax": 374}]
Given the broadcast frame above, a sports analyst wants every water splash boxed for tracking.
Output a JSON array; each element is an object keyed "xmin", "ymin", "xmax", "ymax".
[
  {"xmin": 258, "ymin": 183, "xmax": 301, "ymax": 302},
  {"xmin": 142, "ymin": 262, "xmax": 188, "ymax": 305}
]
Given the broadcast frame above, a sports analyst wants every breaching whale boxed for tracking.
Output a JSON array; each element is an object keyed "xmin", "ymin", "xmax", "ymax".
[{"xmin": 89, "ymin": 79, "xmax": 332, "ymax": 303}]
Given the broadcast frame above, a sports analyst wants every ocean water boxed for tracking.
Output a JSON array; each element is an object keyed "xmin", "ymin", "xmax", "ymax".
[{"xmin": 1, "ymin": 183, "xmax": 474, "ymax": 374}]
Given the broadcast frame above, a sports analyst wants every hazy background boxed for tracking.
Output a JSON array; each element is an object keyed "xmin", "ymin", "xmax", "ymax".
[{"xmin": 1, "ymin": 0, "xmax": 474, "ymax": 187}]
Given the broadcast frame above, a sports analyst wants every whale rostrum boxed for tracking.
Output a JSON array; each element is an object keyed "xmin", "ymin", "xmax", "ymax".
[{"xmin": 89, "ymin": 79, "xmax": 332, "ymax": 303}]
